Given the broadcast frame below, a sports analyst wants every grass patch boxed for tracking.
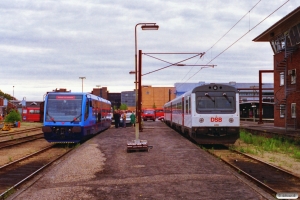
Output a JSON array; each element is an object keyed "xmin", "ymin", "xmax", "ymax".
[{"xmin": 239, "ymin": 130, "xmax": 300, "ymax": 160}]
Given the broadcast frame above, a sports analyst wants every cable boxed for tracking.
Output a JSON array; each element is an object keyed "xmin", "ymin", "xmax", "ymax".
[
  {"xmin": 180, "ymin": 0, "xmax": 262, "ymax": 81},
  {"xmin": 185, "ymin": 0, "xmax": 290, "ymax": 82}
]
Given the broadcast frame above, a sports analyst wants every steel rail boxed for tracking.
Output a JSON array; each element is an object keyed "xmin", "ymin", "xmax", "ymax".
[{"xmin": 0, "ymin": 145, "xmax": 73, "ymax": 199}]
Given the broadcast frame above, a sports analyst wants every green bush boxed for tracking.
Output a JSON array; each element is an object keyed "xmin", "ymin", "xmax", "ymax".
[{"xmin": 4, "ymin": 110, "xmax": 22, "ymax": 123}]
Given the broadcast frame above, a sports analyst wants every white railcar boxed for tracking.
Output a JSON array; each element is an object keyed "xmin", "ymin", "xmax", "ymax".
[{"xmin": 164, "ymin": 83, "xmax": 239, "ymax": 144}]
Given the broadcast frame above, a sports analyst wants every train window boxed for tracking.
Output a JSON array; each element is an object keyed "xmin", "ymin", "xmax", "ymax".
[
  {"xmin": 46, "ymin": 94, "xmax": 83, "ymax": 122},
  {"xmin": 185, "ymin": 100, "xmax": 189, "ymax": 114},
  {"xmin": 215, "ymin": 97, "xmax": 234, "ymax": 109},
  {"xmin": 197, "ymin": 97, "xmax": 215, "ymax": 109}
]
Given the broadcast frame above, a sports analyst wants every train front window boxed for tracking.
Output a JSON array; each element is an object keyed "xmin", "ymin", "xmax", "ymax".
[
  {"xmin": 197, "ymin": 97, "xmax": 215, "ymax": 109},
  {"xmin": 215, "ymin": 97, "xmax": 234, "ymax": 109},
  {"xmin": 196, "ymin": 93, "xmax": 235, "ymax": 114},
  {"xmin": 46, "ymin": 95, "xmax": 83, "ymax": 122}
]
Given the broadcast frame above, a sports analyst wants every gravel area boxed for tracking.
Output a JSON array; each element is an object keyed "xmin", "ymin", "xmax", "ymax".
[{"xmin": 11, "ymin": 122, "xmax": 273, "ymax": 200}]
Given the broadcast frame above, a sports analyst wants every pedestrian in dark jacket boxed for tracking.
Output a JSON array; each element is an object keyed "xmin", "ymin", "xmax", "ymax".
[{"xmin": 113, "ymin": 110, "xmax": 121, "ymax": 128}]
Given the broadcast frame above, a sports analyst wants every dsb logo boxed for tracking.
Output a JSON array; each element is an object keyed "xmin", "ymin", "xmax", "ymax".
[{"xmin": 211, "ymin": 117, "xmax": 222, "ymax": 122}]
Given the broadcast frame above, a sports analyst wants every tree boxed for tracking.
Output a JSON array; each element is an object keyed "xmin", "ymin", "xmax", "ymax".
[
  {"xmin": 119, "ymin": 103, "xmax": 128, "ymax": 110},
  {"xmin": 4, "ymin": 110, "xmax": 21, "ymax": 123}
]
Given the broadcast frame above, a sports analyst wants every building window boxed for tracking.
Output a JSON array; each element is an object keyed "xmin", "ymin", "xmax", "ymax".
[
  {"xmin": 280, "ymin": 72, "xmax": 284, "ymax": 86},
  {"xmin": 291, "ymin": 103, "xmax": 296, "ymax": 119},
  {"xmin": 289, "ymin": 69, "xmax": 296, "ymax": 84},
  {"xmin": 280, "ymin": 104, "xmax": 285, "ymax": 118}
]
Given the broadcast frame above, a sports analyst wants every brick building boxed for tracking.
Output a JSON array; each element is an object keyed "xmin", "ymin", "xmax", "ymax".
[
  {"xmin": 253, "ymin": 6, "xmax": 300, "ymax": 129},
  {"xmin": 141, "ymin": 86, "xmax": 176, "ymax": 109}
]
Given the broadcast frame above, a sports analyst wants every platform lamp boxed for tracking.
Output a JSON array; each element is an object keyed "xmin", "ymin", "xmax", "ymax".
[
  {"xmin": 96, "ymin": 85, "xmax": 101, "ymax": 97},
  {"xmin": 128, "ymin": 23, "xmax": 159, "ymax": 152},
  {"xmin": 79, "ymin": 77, "xmax": 86, "ymax": 92}
]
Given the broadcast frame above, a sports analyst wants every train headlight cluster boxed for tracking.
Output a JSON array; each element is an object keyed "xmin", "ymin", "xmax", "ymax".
[{"xmin": 229, "ymin": 118, "xmax": 234, "ymax": 123}]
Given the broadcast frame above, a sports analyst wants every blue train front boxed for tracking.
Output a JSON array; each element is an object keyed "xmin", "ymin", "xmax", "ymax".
[{"xmin": 42, "ymin": 92, "xmax": 112, "ymax": 143}]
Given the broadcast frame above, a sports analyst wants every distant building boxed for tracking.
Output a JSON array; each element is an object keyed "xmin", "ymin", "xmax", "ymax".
[
  {"xmin": 108, "ymin": 92, "xmax": 121, "ymax": 110},
  {"xmin": 120, "ymin": 86, "xmax": 176, "ymax": 111},
  {"xmin": 91, "ymin": 87, "xmax": 108, "ymax": 100},
  {"xmin": 141, "ymin": 85, "xmax": 176, "ymax": 109},
  {"xmin": 121, "ymin": 91, "xmax": 135, "ymax": 110},
  {"xmin": 253, "ymin": 6, "xmax": 300, "ymax": 129}
]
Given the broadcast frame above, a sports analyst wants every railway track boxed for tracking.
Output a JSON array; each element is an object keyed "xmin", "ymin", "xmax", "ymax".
[
  {"xmin": 204, "ymin": 145, "xmax": 300, "ymax": 197},
  {"xmin": 0, "ymin": 127, "xmax": 42, "ymax": 138},
  {"xmin": 0, "ymin": 133, "xmax": 44, "ymax": 150},
  {"xmin": 0, "ymin": 144, "xmax": 73, "ymax": 199}
]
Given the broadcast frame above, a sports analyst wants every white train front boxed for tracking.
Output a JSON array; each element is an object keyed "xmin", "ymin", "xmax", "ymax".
[{"xmin": 164, "ymin": 84, "xmax": 240, "ymax": 144}]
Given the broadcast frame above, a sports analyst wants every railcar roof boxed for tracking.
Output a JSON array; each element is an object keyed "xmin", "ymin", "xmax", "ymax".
[
  {"xmin": 47, "ymin": 92, "xmax": 111, "ymax": 104},
  {"xmin": 192, "ymin": 83, "xmax": 238, "ymax": 93}
]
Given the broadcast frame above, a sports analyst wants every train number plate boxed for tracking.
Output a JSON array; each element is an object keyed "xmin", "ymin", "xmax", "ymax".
[{"xmin": 210, "ymin": 117, "xmax": 222, "ymax": 122}]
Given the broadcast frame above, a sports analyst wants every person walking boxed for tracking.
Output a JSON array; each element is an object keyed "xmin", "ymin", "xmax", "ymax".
[
  {"xmin": 121, "ymin": 111, "xmax": 127, "ymax": 128},
  {"xmin": 113, "ymin": 110, "xmax": 121, "ymax": 128},
  {"xmin": 130, "ymin": 112, "xmax": 136, "ymax": 127}
]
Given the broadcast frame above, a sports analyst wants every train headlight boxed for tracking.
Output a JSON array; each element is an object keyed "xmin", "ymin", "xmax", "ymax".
[
  {"xmin": 229, "ymin": 118, "xmax": 234, "ymax": 123},
  {"xmin": 199, "ymin": 118, "xmax": 204, "ymax": 123}
]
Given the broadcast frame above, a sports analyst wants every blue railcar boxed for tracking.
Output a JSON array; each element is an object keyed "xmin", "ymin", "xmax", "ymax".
[{"xmin": 42, "ymin": 92, "xmax": 112, "ymax": 143}]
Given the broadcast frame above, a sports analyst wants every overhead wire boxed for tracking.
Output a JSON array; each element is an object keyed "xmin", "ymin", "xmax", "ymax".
[
  {"xmin": 180, "ymin": 0, "xmax": 262, "ymax": 81},
  {"xmin": 182, "ymin": 0, "xmax": 290, "ymax": 83}
]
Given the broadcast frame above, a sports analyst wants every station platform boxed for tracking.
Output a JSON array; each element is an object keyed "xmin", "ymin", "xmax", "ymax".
[
  {"xmin": 11, "ymin": 121, "xmax": 272, "ymax": 199},
  {"xmin": 240, "ymin": 120, "xmax": 300, "ymax": 142}
]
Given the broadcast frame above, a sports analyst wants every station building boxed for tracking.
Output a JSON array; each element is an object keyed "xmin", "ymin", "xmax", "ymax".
[{"xmin": 253, "ymin": 6, "xmax": 300, "ymax": 129}]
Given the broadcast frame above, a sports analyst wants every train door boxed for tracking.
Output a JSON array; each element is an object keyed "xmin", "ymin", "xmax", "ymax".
[
  {"xmin": 182, "ymin": 97, "xmax": 184, "ymax": 126},
  {"xmin": 184, "ymin": 95, "xmax": 191, "ymax": 128}
]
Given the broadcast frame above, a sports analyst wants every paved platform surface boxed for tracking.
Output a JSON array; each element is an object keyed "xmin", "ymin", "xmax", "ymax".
[{"xmin": 10, "ymin": 121, "xmax": 273, "ymax": 200}]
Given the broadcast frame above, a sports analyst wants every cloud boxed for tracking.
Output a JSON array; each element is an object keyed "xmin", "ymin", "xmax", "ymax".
[{"xmin": 0, "ymin": 0, "xmax": 298, "ymax": 100}]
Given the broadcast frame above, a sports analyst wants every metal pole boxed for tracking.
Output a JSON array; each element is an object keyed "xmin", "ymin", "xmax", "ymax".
[
  {"xmin": 79, "ymin": 77, "xmax": 86, "ymax": 92},
  {"xmin": 135, "ymin": 24, "xmax": 139, "ymax": 142},
  {"xmin": 138, "ymin": 50, "xmax": 142, "ymax": 132},
  {"xmin": 258, "ymin": 70, "xmax": 273, "ymax": 124}
]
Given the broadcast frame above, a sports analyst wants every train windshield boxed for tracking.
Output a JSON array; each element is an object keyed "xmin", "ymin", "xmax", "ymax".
[
  {"xmin": 196, "ymin": 92, "xmax": 235, "ymax": 114},
  {"xmin": 45, "ymin": 94, "xmax": 83, "ymax": 122}
]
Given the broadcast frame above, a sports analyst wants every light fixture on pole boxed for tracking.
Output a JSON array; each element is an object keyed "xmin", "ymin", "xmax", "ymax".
[
  {"xmin": 96, "ymin": 85, "xmax": 101, "ymax": 97},
  {"xmin": 127, "ymin": 23, "xmax": 159, "ymax": 153},
  {"xmin": 79, "ymin": 77, "xmax": 86, "ymax": 92}
]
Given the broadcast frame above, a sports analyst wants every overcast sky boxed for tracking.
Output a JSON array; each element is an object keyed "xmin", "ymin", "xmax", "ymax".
[{"xmin": 0, "ymin": 0, "xmax": 299, "ymax": 101}]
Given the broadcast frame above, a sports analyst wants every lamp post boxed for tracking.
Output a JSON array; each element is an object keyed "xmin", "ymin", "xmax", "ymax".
[
  {"xmin": 135, "ymin": 23, "xmax": 159, "ymax": 139},
  {"xmin": 96, "ymin": 85, "xmax": 101, "ymax": 97},
  {"xmin": 128, "ymin": 23, "xmax": 159, "ymax": 150},
  {"xmin": 79, "ymin": 77, "xmax": 86, "ymax": 92}
]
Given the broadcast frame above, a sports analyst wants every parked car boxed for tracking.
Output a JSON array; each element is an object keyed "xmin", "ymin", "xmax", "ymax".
[
  {"xmin": 142, "ymin": 109, "xmax": 156, "ymax": 121},
  {"xmin": 157, "ymin": 116, "xmax": 164, "ymax": 121}
]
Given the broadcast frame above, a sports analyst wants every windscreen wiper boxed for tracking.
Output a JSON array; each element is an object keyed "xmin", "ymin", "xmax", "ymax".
[
  {"xmin": 46, "ymin": 112, "xmax": 56, "ymax": 123},
  {"xmin": 205, "ymin": 93, "xmax": 215, "ymax": 102},
  {"xmin": 222, "ymin": 93, "xmax": 232, "ymax": 103},
  {"xmin": 71, "ymin": 114, "xmax": 82, "ymax": 123}
]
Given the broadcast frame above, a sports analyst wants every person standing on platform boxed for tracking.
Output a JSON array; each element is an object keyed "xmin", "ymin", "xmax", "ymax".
[
  {"xmin": 130, "ymin": 112, "xmax": 136, "ymax": 127},
  {"xmin": 121, "ymin": 111, "xmax": 127, "ymax": 128},
  {"xmin": 113, "ymin": 110, "xmax": 121, "ymax": 128}
]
